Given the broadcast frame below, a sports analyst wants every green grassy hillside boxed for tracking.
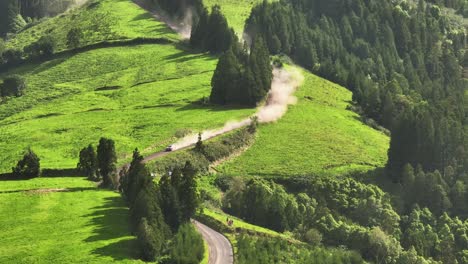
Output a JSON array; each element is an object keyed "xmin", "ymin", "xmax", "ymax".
[
  {"xmin": 5, "ymin": 0, "xmax": 178, "ymax": 52},
  {"xmin": 0, "ymin": 0, "xmax": 261, "ymax": 173},
  {"xmin": 204, "ymin": 0, "xmax": 266, "ymax": 33},
  {"xmin": 218, "ymin": 67, "xmax": 389, "ymax": 177},
  {"xmin": 0, "ymin": 43, "xmax": 254, "ymax": 172},
  {"xmin": 0, "ymin": 177, "xmax": 143, "ymax": 263}
]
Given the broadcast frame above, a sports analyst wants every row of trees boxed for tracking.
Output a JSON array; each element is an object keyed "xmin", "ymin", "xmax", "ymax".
[
  {"xmin": 210, "ymin": 36, "xmax": 272, "ymax": 106},
  {"xmin": 399, "ymin": 163, "xmax": 468, "ymax": 218},
  {"xmin": 119, "ymin": 149, "xmax": 202, "ymax": 262},
  {"xmin": 77, "ymin": 138, "xmax": 117, "ymax": 188},
  {"xmin": 243, "ymin": 0, "xmax": 466, "ymax": 179},
  {"xmin": 219, "ymin": 174, "xmax": 468, "ymax": 263}
]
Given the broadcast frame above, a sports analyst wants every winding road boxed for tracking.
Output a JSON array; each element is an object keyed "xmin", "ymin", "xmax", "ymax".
[
  {"xmin": 194, "ymin": 220, "xmax": 234, "ymax": 264},
  {"xmin": 139, "ymin": 144, "xmax": 234, "ymax": 264}
]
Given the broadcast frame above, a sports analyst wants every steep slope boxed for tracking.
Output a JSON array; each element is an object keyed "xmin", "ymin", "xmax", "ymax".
[
  {"xmin": 5, "ymin": 0, "xmax": 178, "ymax": 52},
  {"xmin": 218, "ymin": 67, "xmax": 389, "ymax": 177},
  {"xmin": 0, "ymin": 0, "xmax": 256, "ymax": 172}
]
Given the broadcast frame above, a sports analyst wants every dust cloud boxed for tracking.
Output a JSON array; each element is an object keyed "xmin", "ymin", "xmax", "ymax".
[{"xmin": 171, "ymin": 68, "xmax": 304, "ymax": 150}]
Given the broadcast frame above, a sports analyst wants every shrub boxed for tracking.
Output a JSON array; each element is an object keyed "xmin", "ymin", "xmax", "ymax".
[
  {"xmin": 12, "ymin": 148, "xmax": 40, "ymax": 179},
  {"xmin": 2, "ymin": 49, "xmax": 23, "ymax": 65},
  {"xmin": 24, "ymin": 35, "xmax": 55, "ymax": 59},
  {"xmin": 170, "ymin": 224, "xmax": 205, "ymax": 264},
  {"xmin": 1, "ymin": 75, "xmax": 26, "ymax": 97},
  {"xmin": 67, "ymin": 27, "xmax": 83, "ymax": 49}
]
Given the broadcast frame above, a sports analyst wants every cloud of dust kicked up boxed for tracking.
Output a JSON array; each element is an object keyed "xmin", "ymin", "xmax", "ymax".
[{"xmin": 171, "ymin": 68, "xmax": 304, "ymax": 150}]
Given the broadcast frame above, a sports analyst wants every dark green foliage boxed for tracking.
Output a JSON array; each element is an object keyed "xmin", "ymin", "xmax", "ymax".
[
  {"xmin": 67, "ymin": 28, "xmax": 83, "ymax": 49},
  {"xmin": 190, "ymin": 5, "xmax": 234, "ymax": 54},
  {"xmin": 137, "ymin": 217, "xmax": 163, "ymax": 262},
  {"xmin": 236, "ymin": 234, "xmax": 365, "ymax": 264},
  {"xmin": 77, "ymin": 144, "xmax": 98, "ymax": 181},
  {"xmin": 120, "ymin": 149, "xmax": 148, "ymax": 204},
  {"xmin": 24, "ymin": 35, "xmax": 56, "ymax": 59},
  {"xmin": 1, "ymin": 49, "xmax": 23, "ymax": 66},
  {"xmin": 170, "ymin": 224, "xmax": 204, "ymax": 264},
  {"xmin": 210, "ymin": 36, "xmax": 272, "ymax": 106},
  {"xmin": 159, "ymin": 172, "xmax": 182, "ymax": 232},
  {"xmin": 12, "ymin": 148, "xmax": 40, "ymax": 179},
  {"xmin": 96, "ymin": 137, "xmax": 117, "ymax": 188},
  {"xmin": 1, "ymin": 75, "xmax": 25, "ymax": 97},
  {"xmin": 245, "ymin": 0, "xmax": 465, "ymax": 179}
]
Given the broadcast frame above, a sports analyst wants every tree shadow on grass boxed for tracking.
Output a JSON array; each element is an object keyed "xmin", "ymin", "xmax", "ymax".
[
  {"xmin": 83, "ymin": 196, "xmax": 139, "ymax": 261},
  {"xmin": 91, "ymin": 237, "xmax": 140, "ymax": 261},
  {"xmin": 176, "ymin": 101, "xmax": 253, "ymax": 112}
]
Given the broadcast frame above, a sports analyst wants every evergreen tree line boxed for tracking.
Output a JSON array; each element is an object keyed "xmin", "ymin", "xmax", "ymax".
[
  {"xmin": 77, "ymin": 137, "xmax": 117, "ymax": 188},
  {"xmin": 210, "ymin": 36, "xmax": 272, "ymax": 106},
  {"xmin": 118, "ymin": 149, "xmax": 202, "ymax": 262},
  {"xmin": 399, "ymin": 163, "xmax": 468, "ymax": 218},
  {"xmin": 243, "ymin": 0, "xmax": 466, "ymax": 179},
  {"xmin": 218, "ymin": 175, "xmax": 467, "ymax": 263},
  {"xmin": 188, "ymin": 3, "xmax": 274, "ymax": 106}
]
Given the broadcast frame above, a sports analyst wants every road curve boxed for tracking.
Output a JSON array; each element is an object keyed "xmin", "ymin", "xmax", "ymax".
[{"xmin": 193, "ymin": 220, "xmax": 234, "ymax": 264}]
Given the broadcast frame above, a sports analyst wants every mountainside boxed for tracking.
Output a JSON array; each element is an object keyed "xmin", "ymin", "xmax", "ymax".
[{"xmin": 0, "ymin": 0, "xmax": 466, "ymax": 264}]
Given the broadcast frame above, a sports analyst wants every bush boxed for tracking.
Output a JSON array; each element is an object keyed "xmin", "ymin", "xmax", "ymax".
[
  {"xmin": 1, "ymin": 49, "xmax": 23, "ymax": 65},
  {"xmin": 1, "ymin": 75, "xmax": 26, "ymax": 97},
  {"xmin": 67, "ymin": 27, "xmax": 83, "ymax": 49},
  {"xmin": 12, "ymin": 148, "xmax": 40, "ymax": 179},
  {"xmin": 170, "ymin": 224, "xmax": 205, "ymax": 264},
  {"xmin": 24, "ymin": 35, "xmax": 55, "ymax": 59}
]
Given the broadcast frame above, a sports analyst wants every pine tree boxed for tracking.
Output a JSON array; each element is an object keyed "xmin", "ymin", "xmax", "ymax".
[
  {"xmin": 97, "ymin": 137, "xmax": 117, "ymax": 188},
  {"xmin": 77, "ymin": 144, "xmax": 98, "ymax": 180},
  {"xmin": 249, "ymin": 36, "xmax": 272, "ymax": 96},
  {"xmin": 210, "ymin": 48, "xmax": 241, "ymax": 104}
]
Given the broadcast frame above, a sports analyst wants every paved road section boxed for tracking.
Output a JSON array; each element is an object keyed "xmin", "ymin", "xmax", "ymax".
[{"xmin": 194, "ymin": 220, "xmax": 234, "ymax": 264}]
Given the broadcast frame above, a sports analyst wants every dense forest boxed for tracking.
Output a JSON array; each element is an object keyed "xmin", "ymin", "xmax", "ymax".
[{"xmin": 244, "ymin": 0, "xmax": 467, "ymax": 217}]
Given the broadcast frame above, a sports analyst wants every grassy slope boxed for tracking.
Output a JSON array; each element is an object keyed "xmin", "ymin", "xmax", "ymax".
[
  {"xmin": 219, "ymin": 68, "xmax": 389, "ymax": 177},
  {"xmin": 0, "ymin": 177, "xmax": 144, "ymax": 264},
  {"xmin": 0, "ymin": 0, "xmax": 256, "ymax": 172},
  {"xmin": 204, "ymin": 0, "xmax": 265, "ymax": 33},
  {"xmin": 0, "ymin": 43, "xmax": 254, "ymax": 172},
  {"xmin": 5, "ymin": 0, "xmax": 178, "ymax": 52}
]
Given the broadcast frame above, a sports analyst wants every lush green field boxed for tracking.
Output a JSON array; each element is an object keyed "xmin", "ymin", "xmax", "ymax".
[
  {"xmin": 0, "ymin": 177, "xmax": 144, "ymax": 263},
  {"xmin": 5, "ymin": 0, "xmax": 178, "ymax": 52},
  {"xmin": 204, "ymin": 0, "xmax": 267, "ymax": 33},
  {"xmin": 0, "ymin": 43, "xmax": 255, "ymax": 172},
  {"xmin": 218, "ymin": 68, "xmax": 389, "ymax": 177}
]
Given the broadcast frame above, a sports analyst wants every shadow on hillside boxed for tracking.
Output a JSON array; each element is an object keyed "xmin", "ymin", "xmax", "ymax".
[
  {"xmin": 83, "ymin": 196, "xmax": 138, "ymax": 261},
  {"xmin": 162, "ymin": 50, "xmax": 209, "ymax": 63},
  {"xmin": 176, "ymin": 101, "xmax": 252, "ymax": 112},
  {"xmin": 131, "ymin": 12, "xmax": 153, "ymax": 22},
  {"xmin": 0, "ymin": 187, "xmax": 96, "ymax": 194},
  {"xmin": 91, "ymin": 238, "xmax": 139, "ymax": 261}
]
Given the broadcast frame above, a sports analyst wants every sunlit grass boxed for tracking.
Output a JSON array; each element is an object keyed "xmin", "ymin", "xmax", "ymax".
[
  {"xmin": 5, "ymin": 0, "xmax": 178, "ymax": 52},
  {"xmin": 219, "ymin": 67, "xmax": 389, "ymax": 177},
  {"xmin": 0, "ymin": 177, "xmax": 145, "ymax": 264}
]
